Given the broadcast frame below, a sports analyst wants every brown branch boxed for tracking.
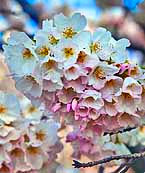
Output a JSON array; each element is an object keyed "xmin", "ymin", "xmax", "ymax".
[
  {"xmin": 103, "ymin": 123, "xmax": 145, "ymax": 136},
  {"xmin": 72, "ymin": 151, "xmax": 145, "ymax": 168},
  {"xmin": 103, "ymin": 126, "xmax": 137, "ymax": 136},
  {"xmin": 0, "ymin": 9, "xmax": 17, "ymax": 15}
]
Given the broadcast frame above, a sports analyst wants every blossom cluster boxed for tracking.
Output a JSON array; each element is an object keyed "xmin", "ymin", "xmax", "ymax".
[
  {"xmin": 0, "ymin": 91, "xmax": 62, "ymax": 172},
  {"xmin": 4, "ymin": 13, "xmax": 145, "ymax": 159}
]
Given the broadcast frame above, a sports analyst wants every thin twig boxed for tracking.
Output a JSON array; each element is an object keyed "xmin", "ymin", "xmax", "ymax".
[
  {"xmin": 119, "ymin": 165, "xmax": 130, "ymax": 173},
  {"xmin": 112, "ymin": 162, "xmax": 129, "ymax": 173},
  {"xmin": 104, "ymin": 123, "xmax": 145, "ymax": 136},
  {"xmin": 72, "ymin": 151, "xmax": 145, "ymax": 168},
  {"xmin": 103, "ymin": 126, "xmax": 137, "ymax": 136},
  {"xmin": 112, "ymin": 158, "xmax": 136, "ymax": 173},
  {"xmin": 0, "ymin": 9, "xmax": 17, "ymax": 15}
]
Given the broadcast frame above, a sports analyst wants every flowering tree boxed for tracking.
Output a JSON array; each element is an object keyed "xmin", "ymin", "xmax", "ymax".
[{"xmin": 1, "ymin": 12, "xmax": 145, "ymax": 173}]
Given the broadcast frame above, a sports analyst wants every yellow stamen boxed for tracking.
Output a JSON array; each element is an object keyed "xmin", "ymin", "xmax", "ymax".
[
  {"xmin": 139, "ymin": 126, "xmax": 145, "ymax": 133},
  {"xmin": 22, "ymin": 48, "xmax": 33, "ymax": 59},
  {"xmin": 106, "ymin": 79, "xmax": 115, "ymax": 87},
  {"xmin": 43, "ymin": 60, "xmax": 56, "ymax": 70},
  {"xmin": 25, "ymin": 75, "xmax": 37, "ymax": 84},
  {"xmin": 68, "ymin": 66, "xmax": 76, "ymax": 73},
  {"xmin": 64, "ymin": 48, "xmax": 74, "ymax": 59},
  {"xmin": 77, "ymin": 51, "xmax": 87, "ymax": 64},
  {"xmin": 11, "ymin": 148, "xmax": 23, "ymax": 157},
  {"xmin": 90, "ymin": 42, "xmax": 101, "ymax": 53},
  {"xmin": 0, "ymin": 104, "xmax": 7, "ymax": 114},
  {"xmin": 36, "ymin": 46, "xmax": 50, "ymax": 57},
  {"xmin": 123, "ymin": 93, "xmax": 132, "ymax": 100},
  {"xmin": 27, "ymin": 146, "xmax": 40, "ymax": 155},
  {"xmin": 28, "ymin": 106, "xmax": 37, "ymax": 113},
  {"xmin": 130, "ymin": 67, "xmax": 139, "ymax": 76},
  {"xmin": 36, "ymin": 130, "xmax": 46, "ymax": 141},
  {"xmin": 48, "ymin": 35, "xmax": 59, "ymax": 45},
  {"xmin": 63, "ymin": 27, "xmax": 77, "ymax": 38},
  {"xmin": 93, "ymin": 66, "xmax": 105, "ymax": 79},
  {"xmin": 128, "ymin": 83, "xmax": 136, "ymax": 91}
]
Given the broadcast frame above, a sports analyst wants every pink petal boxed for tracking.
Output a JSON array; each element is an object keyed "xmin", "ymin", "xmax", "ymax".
[
  {"xmin": 66, "ymin": 132, "xmax": 77, "ymax": 142},
  {"xmin": 67, "ymin": 103, "xmax": 71, "ymax": 112},
  {"xmin": 119, "ymin": 64, "xmax": 130, "ymax": 74},
  {"xmin": 52, "ymin": 103, "xmax": 61, "ymax": 112},
  {"xmin": 72, "ymin": 99, "xmax": 78, "ymax": 111}
]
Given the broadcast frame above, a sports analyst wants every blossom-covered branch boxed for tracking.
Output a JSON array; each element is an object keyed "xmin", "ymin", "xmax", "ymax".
[{"xmin": 3, "ymin": 12, "xmax": 145, "ymax": 172}]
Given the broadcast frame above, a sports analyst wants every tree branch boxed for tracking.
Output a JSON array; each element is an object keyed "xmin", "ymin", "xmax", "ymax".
[
  {"xmin": 103, "ymin": 123, "xmax": 145, "ymax": 136},
  {"xmin": 72, "ymin": 151, "xmax": 145, "ymax": 168},
  {"xmin": 0, "ymin": 9, "xmax": 17, "ymax": 15},
  {"xmin": 103, "ymin": 126, "xmax": 137, "ymax": 136}
]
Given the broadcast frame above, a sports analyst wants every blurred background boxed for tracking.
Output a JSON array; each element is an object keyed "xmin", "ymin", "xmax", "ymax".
[{"xmin": 1, "ymin": 0, "xmax": 145, "ymax": 173}]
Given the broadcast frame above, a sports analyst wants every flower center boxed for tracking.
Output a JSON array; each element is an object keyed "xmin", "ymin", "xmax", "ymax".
[
  {"xmin": 0, "ymin": 164, "xmax": 9, "ymax": 172},
  {"xmin": 127, "ymin": 83, "xmax": 136, "ymax": 90},
  {"xmin": 43, "ymin": 60, "xmax": 56, "ymax": 70},
  {"xmin": 28, "ymin": 106, "xmax": 37, "ymax": 113},
  {"xmin": 123, "ymin": 93, "xmax": 132, "ymax": 100},
  {"xmin": 36, "ymin": 46, "xmax": 50, "ymax": 57},
  {"xmin": 68, "ymin": 66, "xmax": 76, "ymax": 73},
  {"xmin": 139, "ymin": 126, "xmax": 145, "ymax": 133},
  {"xmin": 24, "ymin": 134, "xmax": 30, "ymax": 142},
  {"xmin": 63, "ymin": 27, "xmax": 77, "ymax": 38},
  {"xmin": 63, "ymin": 48, "xmax": 74, "ymax": 59},
  {"xmin": 36, "ymin": 130, "xmax": 46, "ymax": 141},
  {"xmin": 130, "ymin": 66, "xmax": 139, "ymax": 76},
  {"xmin": 77, "ymin": 51, "xmax": 87, "ymax": 64},
  {"xmin": 90, "ymin": 42, "xmax": 101, "ymax": 53},
  {"xmin": 22, "ymin": 48, "xmax": 33, "ymax": 59},
  {"xmin": 93, "ymin": 66, "xmax": 105, "ymax": 79},
  {"xmin": 48, "ymin": 35, "xmax": 59, "ymax": 45},
  {"xmin": 85, "ymin": 97, "xmax": 94, "ymax": 103},
  {"xmin": 11, "ymin": 148, "xmax": 23, "ymax": 157},
  {"xmin": 25, "ymin": 75, "xmax": 37, "ymax": 84},
  {"xmin": 0, "ymin": 104, "xmax": 7, "ymax": 114},
  {"xmin": 27, "ymin": 146, "xmax": 40, "ymax": 155},
  {"xmin": 107, "ymin": 79, "xmax": 115, "ymax": 87}
]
